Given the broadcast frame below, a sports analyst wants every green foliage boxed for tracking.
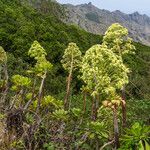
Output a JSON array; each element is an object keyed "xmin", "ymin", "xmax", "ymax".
[
  {"xmin": 0, "ymin": 113, "xmax": 5, "ymax": 119},
  {"xmin": 0, "ymin": 0, "xmax": 101, "ymax": 95},
  {"xmin": 11, "ymin": 74, "xmax": 31, "ymax": 91},
  {"xmin": 34, "ymin": 57, "xmax": 52, "ymax": 77},
  {"xmin": 0, "ymin": 46, "xmax": 7, "ymax": 63},
  {"xmin": 127, "ymin": 99, "xmax": 150, "ymax": 124},
  {"xmin": 52, "ymin": 109, "xmax": 68, "ymax": 121},
  {"xmin": 85, "ymin": 12, "xmax": 100, "ymax": 23},
  {"xmin": 0, "ymin": 46, "xmax": 7, "ymax": 80},
  {"xmin": 87, "ymin": 121, "xmax": 108, "ymax": 139},
  {"xmin": 61, "ymin": 42, "xmax": 82, "ymax": 71},
  {"xmin": 28, "ymin": 41, "xmax": 53, "ymax": 77},
  {"xmin": 125, "ymin": 42, "xmax": 150, "ymax": 99},
  {"xmin": 32, "ymin": 99, "xmax": 38, "ymax": 109},
  {"xmin": 120, "ymin": 122, "xmax": 150, "ymax": 150},
  {"xmin": 28, "ymin": 40, "xmax": 47, "ymax": 60},
  {"xmin": 81, "ymin": 44, "xmax": 129, "ymax": 97},
  {"xmin": 0, "ymin": 0, "xmax": 149, "ymax": 98},
  {"xmin": 0, "ymin": 1, "xmax": 150, "ymax": 150},
  {"xmin": 97, "ymin": 106, "xmax": 113, "ymax": 130},
  {"xmin": 71, "ymin": 108, "xmax": 82, "ymax": 118},
  {"xmin": 7, "ymin": 53, "xmax": 29, "ymax": 76},
  {"xmin": 10, "ymin": 140, "xmax": 25, "ymax": 149},
  {"xmin": 30, "ymin": 0, "xmax": 66, "ymax": 19},
  {"xmin": 26, "ymin": 113, "xmax": 35, "ymax": 124},
  {"xmin": 42, "ymin": 95, "xmax": 63, "ymax": 109},
  {"xmin": 103, "ymin": 23, "xmax": 135, "ymax": 57},
  {"xmin": 43, "ymin": 142, "xmax": 55, "ymax": 150}
]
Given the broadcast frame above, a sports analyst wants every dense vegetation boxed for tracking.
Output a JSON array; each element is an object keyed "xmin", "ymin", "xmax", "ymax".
[
  {"xmin": 0, "ymin": 0, "xmax": 103, "ymax": 95},
  {"xmin": 0, "ymin": 0, "xmax": 150, "ymax": 149},
  {"xmin": 85, "ymin": 12, "xmax": 100, "ymax": 23},
  {"xmin": 0, "ymin": 0, "xmax": 150, "ymax": 99}
]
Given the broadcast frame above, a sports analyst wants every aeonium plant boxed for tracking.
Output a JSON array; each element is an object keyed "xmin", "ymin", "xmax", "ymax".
[
  {"xmin": 61, "ymin": 42, "xmax": 82, "ymax": 110},
  {"xmin": 80, "ymin": 44, "xmax": 129, "ymax": 120},
  {"xmin": 28, "ymin": 41, "xmax": 53, "ymax": 112}
]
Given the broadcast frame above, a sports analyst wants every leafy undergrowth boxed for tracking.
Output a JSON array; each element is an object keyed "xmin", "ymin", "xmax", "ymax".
[{"xmin": 0, "ymin": 1, "xmax": 150, "ymax": 150}]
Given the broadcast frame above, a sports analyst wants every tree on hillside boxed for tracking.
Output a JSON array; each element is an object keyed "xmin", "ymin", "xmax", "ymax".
[
  {"xmin": 28, "ymin": 41, "xmax": 53, "ymax": 113},
  {"xmin": 61, "ymin": 42, "xmax": 82, "ymax": 110},
  {"xmin": 103, "ymin": 23, "xmax": 136, "ymax": 127},
  {"xmin": 81, "ymin": 44, "xmax": 129, "ymax": 105},
  {"xmin": 103, "ymin": 23, "xmax": 135, "ymax": 57},
  {"xmin": 81, "ymin": 44, "xmax": 129, "ymax": 148},
  {"xmin": 0, "ymin": 46, "xmax": 7, "ymax": 81},
  {"xmin": 0, "ymin": 46, "xmax": 8, "ymax": 111}
]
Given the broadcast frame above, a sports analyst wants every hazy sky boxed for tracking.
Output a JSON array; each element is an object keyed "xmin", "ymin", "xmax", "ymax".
[{"xmin": 57, "ymin": 0, "xmax": 150, "ymax": 16}]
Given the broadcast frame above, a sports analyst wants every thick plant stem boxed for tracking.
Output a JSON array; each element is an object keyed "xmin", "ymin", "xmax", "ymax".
[
  {"xmin": 91, "ymin": 97, "xmax": 94, "ymax": 120},
  {"xmin": 113, "ymin": 106, "xmax": 120, "ymax": 149},
  {"xmin": 91, "ymin": 97, "xmax": 96, "ymax": 120},
  {"xmin": 91, "ymin": 95, "xmax": 99, "ymax": 120},
  {"xmin": 96, "ymin": 138, "xmax": 99, "ymax": 150},
  {"xmin": 24, "ymin": 78, "xmax": 36, "ymax": 110},
  {"xmin": 121, "ymin": 86, "xmax": 126, "ymax": 128},
  {"xmin": 0, "ymin": 65, "xmax": 2, "ymax": 80},
  {"xmin": 64, "ymin": 63, "xmax": 73, "ymax": 110},
  {"xmin": 0, "ymin": 62, "xmax": 8, "ymax": 112},
  {"xmin": 83, "ymin": 91, "xmax": 86, "ymax": 114},
  {"xmin": 100, "ymin": 140, "xmax": 114, "ymax": 150},
  {"xmin": 64, "ymin": 72, "xmax": 72, "ymax": 110},
  {"xmin": 91, "ymin": 74, "xmax": 99, "ymax": 120},
  {"xmin": 95, "ymin": 95, "xmax": 99, "ymax": 119},
  {"xmin": 36, "ymin": 72, "xmax": 46, "ymax": 113}
]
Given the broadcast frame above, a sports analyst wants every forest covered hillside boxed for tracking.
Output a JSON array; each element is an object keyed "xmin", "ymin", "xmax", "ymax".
[
  {"xmin": 0, "ymin": 0, "xmax": 150, "ymax": 98},
  {"xmin": 0, "ymin": 0, "xmax": 103, "ymax": 94},
  {"xmin": 0, "ymin": 0, "xmax": 150, "ymax": 149}
]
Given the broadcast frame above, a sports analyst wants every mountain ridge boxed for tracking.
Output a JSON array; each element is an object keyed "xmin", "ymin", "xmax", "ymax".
[{"xmin": 61, "ymin": 2, "xmax": 150, "ymax": 46}]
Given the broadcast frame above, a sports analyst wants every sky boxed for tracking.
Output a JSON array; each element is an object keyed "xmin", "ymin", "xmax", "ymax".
[{"xmin": 57, "ymin": 0, "xmax": 150, "ymax": 16}]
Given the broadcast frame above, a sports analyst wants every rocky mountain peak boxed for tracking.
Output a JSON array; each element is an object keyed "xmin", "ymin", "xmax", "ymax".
[
  {"xmin": 63, "ymin": 3, "xmax": 150, "ymax": 46},
  {"xmin": 88, "ymin": 2, "xmax": 92, "ymax": 5},
  {"xmin": 132, "ymin": 11, "xmax": 140, "ymax": 16}
]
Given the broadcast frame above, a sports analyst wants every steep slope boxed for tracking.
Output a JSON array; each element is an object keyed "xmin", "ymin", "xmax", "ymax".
[
  {"xmin": 63, "ymin": 2, "xmax": 150, "ymax": 46},
  {"xmin": 0, "ymin": 0, "xmax": 149, "ymax": 98},
  {"xmin": 0, "ymin": 0, "xmax": 102, "ymax": 94}
]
